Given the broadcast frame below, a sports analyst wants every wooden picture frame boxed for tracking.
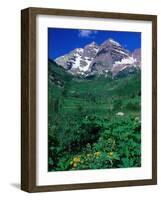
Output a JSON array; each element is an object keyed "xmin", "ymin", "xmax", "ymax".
[{"xmin": 21, "ymin": 7, "xmax": 157, "ymax": 192}]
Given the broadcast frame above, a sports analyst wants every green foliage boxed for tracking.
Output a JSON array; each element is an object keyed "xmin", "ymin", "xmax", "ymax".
[
  {"xmin": 66, "ymin": 115, "xmax": 141, "ymax": 170},
  {"xmin": 113, "ymin": 99, "xmax": 122, "ymax": 110},
  {"xmin": 48, "ymin": 61, "xmax": 141, "ymax": 171}
]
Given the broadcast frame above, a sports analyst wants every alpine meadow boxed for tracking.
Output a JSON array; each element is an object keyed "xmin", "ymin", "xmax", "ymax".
[{"xmin": 48, "ymin": 28, "xmax": 141, "ymax": 171}]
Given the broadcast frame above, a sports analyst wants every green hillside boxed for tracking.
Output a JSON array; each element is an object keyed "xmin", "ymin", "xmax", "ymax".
[{"xmin": 48, "ymin": 60, "xmax": 141, "ymax": 171}]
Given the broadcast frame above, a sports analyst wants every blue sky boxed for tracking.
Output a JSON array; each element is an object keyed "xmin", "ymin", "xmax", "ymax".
[{"xmin": 48, "ymin": 28, "xmax": 141, "ymax": 60}]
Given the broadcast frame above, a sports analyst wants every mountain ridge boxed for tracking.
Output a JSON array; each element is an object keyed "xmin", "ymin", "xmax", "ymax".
[{"xmin": 54, "ymin": 38, "xmax": 141, "ymax": 77}]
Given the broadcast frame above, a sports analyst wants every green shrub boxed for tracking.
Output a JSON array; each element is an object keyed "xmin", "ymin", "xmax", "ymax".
[
  {"xmin": 123, "ymin": 97, "xmax": 140, "ymax": 111},
  {"xmin": 113, "ymin": 99, "xmax": 122, "ymax": 110},
  {"xmin": 49, "ymin": 115, "xmax": 141, "ymax": 171}
]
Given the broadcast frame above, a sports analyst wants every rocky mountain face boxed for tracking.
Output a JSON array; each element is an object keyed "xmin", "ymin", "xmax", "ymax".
[
  {"xmin": 55, "ymin": 42, "xmax": 99, "ymax": 75},
  {"xmin": 132, "ymin": 48, "xmax": 141, "ymax": 63},
  {"xmin": 55, "ymin": 38, "xmax": 141, "ymax": 77}
]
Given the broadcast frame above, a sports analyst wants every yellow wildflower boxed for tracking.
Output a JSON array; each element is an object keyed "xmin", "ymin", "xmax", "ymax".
[
  {"xmin": 73, "ymin": 163, "xmax": 77, "ymax": 167},
  {"xmin": 73, "ymin": 156, "xmax": 81, "ymax": 164},
  {"xmin": 94, "ymin": 152, "xmax": 101, "ymax": 157},
  {"xmin": 108, "ymin": 152, "xmax": 113, "ymax": 157}
]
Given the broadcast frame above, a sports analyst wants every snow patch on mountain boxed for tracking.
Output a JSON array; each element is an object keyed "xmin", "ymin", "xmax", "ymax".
[
  {"xmin": 114, "ymin": 49, "xmax": 129, "ymax": 56},
  {"xmin": 113, "ymin": 57, "xmax": 136, "ymax": 67},
  {"xmin": 71, "ymin": 54, "xmax": 82, "ymax": 69},
  {"xmin": 108, "ymin": 39, "xmax": 121, "ymax": 46}
]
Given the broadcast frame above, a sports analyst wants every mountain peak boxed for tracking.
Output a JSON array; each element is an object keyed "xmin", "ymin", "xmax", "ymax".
[
  {"xmin": 85, "ymin": 41, "xmax": 98, "ymax": 48},
  {"xmin": 102, "ymin": 38, "xmax": 121, "ymax": 47},
  {"xmin": 89, "ymin": 41, "xmax": 98, "ymax": 46}
]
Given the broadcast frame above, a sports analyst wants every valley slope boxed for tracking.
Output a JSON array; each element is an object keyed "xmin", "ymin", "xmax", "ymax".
[{"xmin": 48, "ymin": 59, "xmax": 141, "ymax": 171}]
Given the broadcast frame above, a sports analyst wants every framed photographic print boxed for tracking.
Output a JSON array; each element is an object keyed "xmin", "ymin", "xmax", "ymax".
[{"xmin": 21, "ymin": 7, "xmax": 157, "ymax": 192}]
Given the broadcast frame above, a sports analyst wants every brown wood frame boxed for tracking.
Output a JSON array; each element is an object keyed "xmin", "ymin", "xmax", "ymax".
[{"xmin": 21, "ymin": 7, "xmax": 157, "ymax": 193}]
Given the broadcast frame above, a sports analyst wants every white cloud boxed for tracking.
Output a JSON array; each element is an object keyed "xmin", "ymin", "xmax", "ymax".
[{"xmin": 78, "ymin": 30, "xmax": 98, "ymax": 38}]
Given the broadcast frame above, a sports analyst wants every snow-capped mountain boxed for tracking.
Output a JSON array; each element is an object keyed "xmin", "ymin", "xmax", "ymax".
[
  {"xmin": 55, "ymin": 38, "xmax": 141, "ymax": 77},
  {"xmin": 55, "ymin": 42, "xmax": 99, "ymax": 75}
]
